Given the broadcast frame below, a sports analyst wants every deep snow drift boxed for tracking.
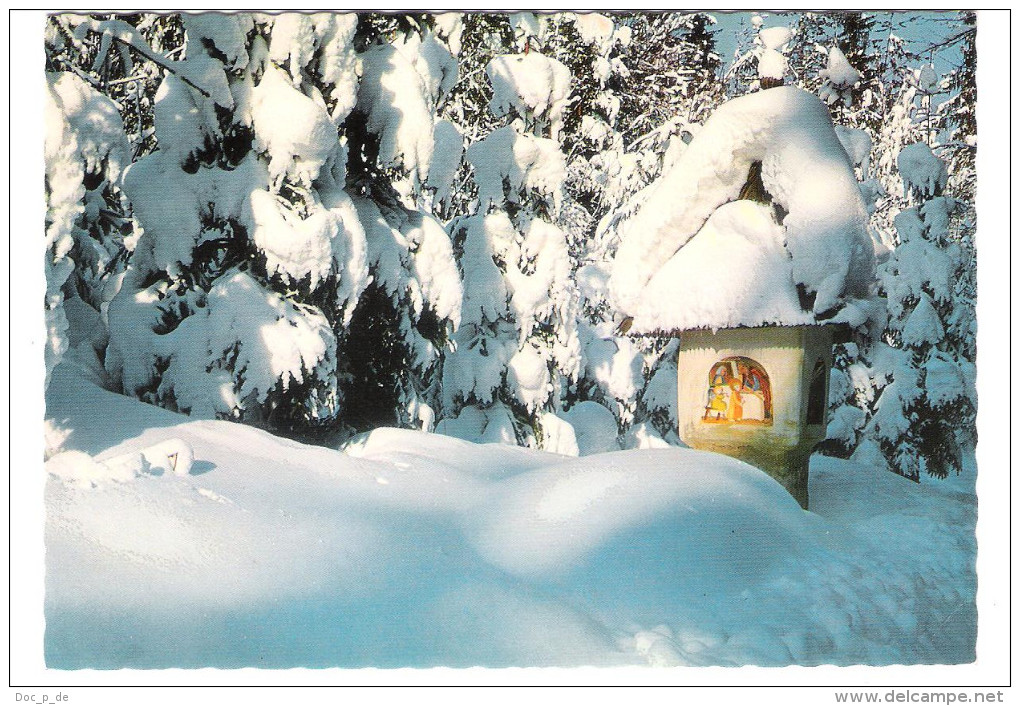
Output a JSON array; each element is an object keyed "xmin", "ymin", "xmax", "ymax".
[{"xmin": 44, "ymin": 365, "xmax": 975, "ymax": 668}]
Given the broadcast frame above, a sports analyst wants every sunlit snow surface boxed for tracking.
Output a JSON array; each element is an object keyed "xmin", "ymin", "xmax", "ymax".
[{"xmin": 44, "ymin": 365, "xmax": 975, "ymax": 668}]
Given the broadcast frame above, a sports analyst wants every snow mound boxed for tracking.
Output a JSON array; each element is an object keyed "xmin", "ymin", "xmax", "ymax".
[
  {"xmin": 466, "ymin": 448, "xmax": 811, "ymax": 583},
  {"xmin": 562, "ymin": 401, "xmax": 619, "ymax": 455},
  {"xmin": 47, "ymin": 450, "xmax": 140, "ymax": 486},
  {"xmin": 138, "ymin": 438, "xmax": 195, "ymax": 476},
  {"xmin": 624, "ymin": 200, "xmax": 814, "ymax": 333},
  {"xmin": 610, "ymin": 86, "xmax": 875, "ymax": 328},
  {"xmin": 46, "ymin": 438, "xmax": 194, "ymax": 487},
  {"xmin": 45, "ymin": 369, "xmax": 976, "ymax": 668}
]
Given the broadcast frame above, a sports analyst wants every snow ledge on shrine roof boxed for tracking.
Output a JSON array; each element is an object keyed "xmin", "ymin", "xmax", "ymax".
[{"xmin": 610, "ymin": 86, "xmax": 875, "ymax": 336}]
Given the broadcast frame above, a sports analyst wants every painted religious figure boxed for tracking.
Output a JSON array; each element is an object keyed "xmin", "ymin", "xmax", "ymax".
[{"xmin": 704, "ymin": 357, "xmax": 771, "ymax": 423}]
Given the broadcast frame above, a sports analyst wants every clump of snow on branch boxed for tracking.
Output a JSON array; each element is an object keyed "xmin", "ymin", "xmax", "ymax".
[
  {"xmin": 157, "ymin": 271, "xmax": 340, "ymax": 420},
  {"xmin": 357, "ymin": 43, "xmax": 436, "ymax": 185},
  {"xmin": 916, "ymin": 64, "xmax": 939, "ymax": 93},
  {"xmin": 571, "ymin": 13, "xmax": 617, "ymax": 53},
  {"xmin": 466, "ymin": 126, "xmax": 567, "ymax": 215},
  {"xmin": 818, "ymin": 45, "xmax": 862, "ymax": 106},
  {"xmin": 756, "ymin": 25, "xmax": 791, "ymax": 81},
  {"xmin": 249, "ymin": 64, "xmax": 342, "ymax": 185},
  {"xmin": 486, "ymin": 53, "xmax": 571, "ymax": 139},
  {"xmin": 427, "ymin": 119, "xmax": 464, "ymax": 207},
  {"xmin": 835, "ymin": 126, "xmax": 872, "ymax": 178},
  {"xmin": 897, "ymin": 142, "xmax": 948, "ymax": 199},
  {"xmin": 267, "ymin": 13, "xmax": 360, "ymax": 121}
]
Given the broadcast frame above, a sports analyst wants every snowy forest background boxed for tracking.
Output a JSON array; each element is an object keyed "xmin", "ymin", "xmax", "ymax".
[{"xmin": 43, "ymin": 10, "xmax": 978, "ymax": 481}]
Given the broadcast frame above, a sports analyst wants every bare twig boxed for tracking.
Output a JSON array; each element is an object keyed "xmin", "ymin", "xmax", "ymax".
[
  {"xmin": 107, "ymin": 74, "xmax": 148, "ymax": 86},
  {"xmin": 75, "ymin": 18, "xmax": 211, "ymax": 98}
]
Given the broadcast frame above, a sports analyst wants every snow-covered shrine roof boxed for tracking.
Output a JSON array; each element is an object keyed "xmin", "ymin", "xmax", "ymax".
[{"xmin": 609, "ymin": 87, "xmax": 875, "ymax": 336}]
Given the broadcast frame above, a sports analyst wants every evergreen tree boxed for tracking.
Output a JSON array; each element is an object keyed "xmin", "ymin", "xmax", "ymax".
[
  {"xmin": 53, "ymin": 13, "xmax": 463, "ymax": 441},
  {"xmin": 339, "ymin": 15, "xmax": 463, "ymax": 434},
  {"xmin": 865, "ymin": 144, "xmax": 975, "ymax": 479},
  {"xmin": 437, "ymin": 46, "xmax": 581, "ymax": 452},
  {"xmin": 90, "ymin": 14, "xmax": 373, "ymax": 435},
  {"xmin": 44, "ymin": 67, "xmax": 131, "ymax": 387}
]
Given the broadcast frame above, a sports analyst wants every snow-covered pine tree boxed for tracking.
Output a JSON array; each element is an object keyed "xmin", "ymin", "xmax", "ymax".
[
  {"xmin": 865, "ymin": 143, "xmax": 975, "ymax": 480},
  {"xmin": 81, "ymin": 13, "xmax": 372, "ymax": 436},
  {"xmin": 338, "ymin": 13, "xmax": 463, "ymax": 434},
  {"xmin": 44, "ymin": 66, "xmax": 131, "ymax": 388},
  {"xmin": 437, "ymin": 43, "xmax": 582, "ymax": 452}
]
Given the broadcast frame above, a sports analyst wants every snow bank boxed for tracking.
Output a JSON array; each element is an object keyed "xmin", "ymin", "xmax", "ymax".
[
  {"xmin": 466, "ymin": 448, "xmax": 811, "ymax": 581},
  {"xmin": 45, "ymin": 368, "xmax": 976, "ymax": 668},
  {"xmin": 610, "ymin": 86, "xmax": 875, "ymax": 329}
]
